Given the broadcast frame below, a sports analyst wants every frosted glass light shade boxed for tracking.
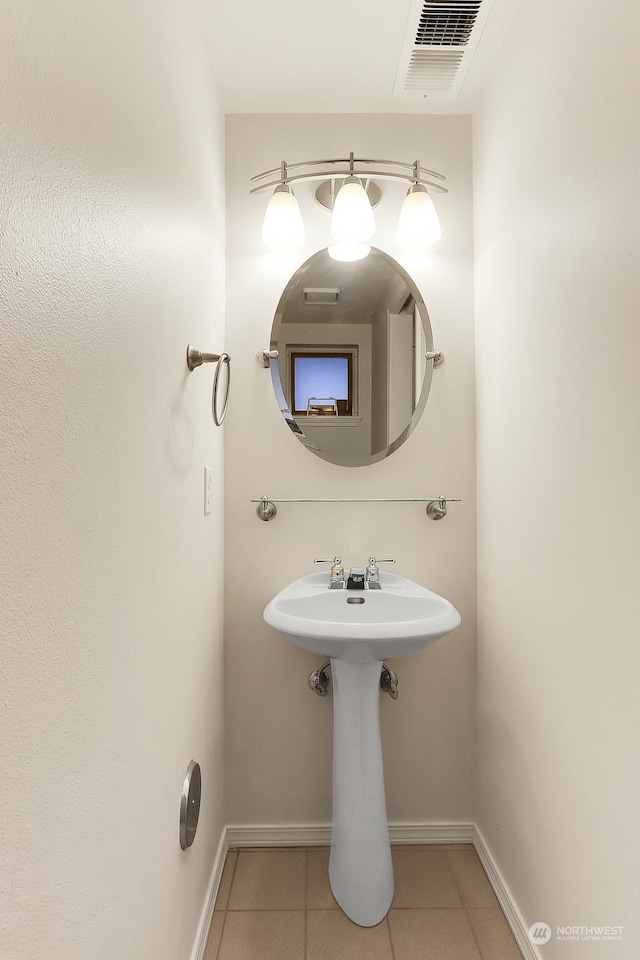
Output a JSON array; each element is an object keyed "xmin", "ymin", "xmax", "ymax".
[
  {"xmin": 331, "ymin": 176, "xmax": 376, "ymax": 242},
  {"xmin": 397, "ymin": 185, "xmax": 441, "ymax": 247},
  {"xmin": 262, "ymin": 185, "xmax": 304, "ymax": 250},
  {"xmin": 328, "ymin": 242, "xmax": 371, "ymax": 262}
]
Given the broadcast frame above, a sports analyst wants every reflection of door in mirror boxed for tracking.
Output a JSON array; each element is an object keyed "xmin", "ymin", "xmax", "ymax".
[
  {"xmin": 387, "ymin": 313, "xmax": 414, "ymax": 446},
  {"xmin": 414, "ymin": 306, "xmax": 427, "ymax": 409}
]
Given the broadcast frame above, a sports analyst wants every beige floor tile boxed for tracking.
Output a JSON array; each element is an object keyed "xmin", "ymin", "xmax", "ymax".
[
  {"xmin": 467, "ymin": 909, "xmax": 523, "ymax": 960},
  {"xmin": 228, "ymin": 849, "xmax": 306, "ymax": 910},
  {"xmin": 391, "ymin": 848, "xmax": 463, "ymax": 908},
  {"xmin": 202, "ymin": 913, "xmax": 225, "ymax": 959},
  {"xmin": 218, "ymin": 911, "xmax": 305, "ymax": 960},
  {"xmin": 215, "ymin": 851, "xmax": 238, "ymax": 910},
  {"xmin": 389, "ymin": 909, "xmax": 482, "ymax": 960},
  {"xmin": 308, "ymin": 910, "xmax": 393, "ymax": 960},
  {"xmin": 307, "ymin": 847, "xmax": 339, "ymax": 909},
  {"xmin": 446, "ymin": 850, "xmax": 499, "ymax": 908}
]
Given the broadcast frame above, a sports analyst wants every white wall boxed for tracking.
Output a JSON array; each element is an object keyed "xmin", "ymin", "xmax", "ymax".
[
  {"xmin": 0, "ymin": 2, "xmax": 225, "ymax": 959},
  {"xmin": 224, "ymin": 114, "xmax": 476, "ymax": 827},
  {"xmin": 473, "ymin": 1, "xmax": 640, "ymax": 955}
]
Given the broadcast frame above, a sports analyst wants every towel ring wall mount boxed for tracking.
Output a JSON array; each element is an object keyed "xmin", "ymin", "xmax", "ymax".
[{"xmin": 186, "ymin": 345, "xmax": 231, "ymax": 427}]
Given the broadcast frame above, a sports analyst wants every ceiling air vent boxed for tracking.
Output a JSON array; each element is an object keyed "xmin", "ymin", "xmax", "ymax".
[
  {"xmin": 405, "ymin": 51, "xmax": 465, "ymax": 92},
  {"xmin": 415, "ymin": 1, "xmax": 482, "ymax": 46},
  {"xmin": 393, "ymin": 0, "xmax": 496, "ymax": 99}
]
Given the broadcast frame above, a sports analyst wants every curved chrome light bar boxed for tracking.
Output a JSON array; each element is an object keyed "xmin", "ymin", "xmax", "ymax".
[{"xmin": 250, "ymin": 154, "xmax": 448, "ymax": 196}]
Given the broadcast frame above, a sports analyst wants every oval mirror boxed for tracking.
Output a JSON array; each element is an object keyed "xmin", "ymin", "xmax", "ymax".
[{"xmin": 269, "ymin": 247, "xmax": 435, "ymax": 467}]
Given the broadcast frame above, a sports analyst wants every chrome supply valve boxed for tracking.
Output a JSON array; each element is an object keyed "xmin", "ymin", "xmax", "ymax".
[
  {"xmin": 380, "ymin": 665, "xmax": 399, "ymax": 699},
  {"xmin": 314, "ymin": 556, "xmax": 345, "ymax": 589},
  {"xmin": 308, "ymin": 662, "xmax": 331, "ymax": 696},
  {"xmin": 365, "ymin": 557, "xmax": 395, "ymax": 589}
]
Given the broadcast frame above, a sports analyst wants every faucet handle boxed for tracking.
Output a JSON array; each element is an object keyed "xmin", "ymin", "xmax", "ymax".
[
  {"xmin": 315, "ymin": 556, "xmax": 345, "ymax": 589},
  {"xmin": 366, "ymin": 557, "xmax": 395, "ymax": 584}
]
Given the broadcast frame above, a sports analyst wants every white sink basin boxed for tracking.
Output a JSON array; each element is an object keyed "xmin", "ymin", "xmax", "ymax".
[
  {"xmin": 264, "ymin": 571, "xmax": 460, "ymax": 662},
  {"xmin": 264, "ymin": 568, "xmax": 461, "ymax": 927}
]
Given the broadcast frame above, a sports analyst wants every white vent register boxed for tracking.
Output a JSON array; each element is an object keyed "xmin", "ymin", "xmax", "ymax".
[{"xmin": 393, "ymin": 0, "xmax": 496, "ymax": 98}]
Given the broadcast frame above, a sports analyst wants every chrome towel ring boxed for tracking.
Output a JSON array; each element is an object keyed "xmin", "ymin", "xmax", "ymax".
[{"xmin": 186, "ymin": 345, "xmax": 231, "ymax": 427}]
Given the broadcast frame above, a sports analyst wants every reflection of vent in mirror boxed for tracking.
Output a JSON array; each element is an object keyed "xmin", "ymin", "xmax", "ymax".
[
  {"xmin": 303, "ymin": 288, "xmax": 340, "ymax": 304},
  {"xmin": 416, "ymin": 1, "xmax": 482, "ymax": 46}
]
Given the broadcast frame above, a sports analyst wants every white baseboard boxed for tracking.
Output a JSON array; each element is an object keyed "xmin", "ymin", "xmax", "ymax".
[
  {"xmin": 193, "ymin": 822, "xmax": 534, "ymax": 960},
  {"xmin": 390, "ymin": 821, "xmax": 475, "ymax": 844},
  {"xmin": 473, "ymin": 825, "xmax": 540, "ymax": 960},
  {"xmin": 226, "ymin": 821, "xmax": 475, "ymax": 847},
  {"xmin": 190, "ymin": 826, "xmax": 228, "ymax": 960},
  {"xmin": 227, "ymin": 823, "xmax": 332, "ymax": 846}
]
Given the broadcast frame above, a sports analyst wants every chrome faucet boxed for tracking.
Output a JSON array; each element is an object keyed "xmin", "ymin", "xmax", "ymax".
[
  {"xmin": 314, "ymin": 556, "xmax": 395, "ymax": 589},
  {"xmin": 314, "ymin": 556, "xmax": 345, "ymax": 589},
  {"xmin": 365, "ymin": 557, "xmax": 395, "ymax": 589}
]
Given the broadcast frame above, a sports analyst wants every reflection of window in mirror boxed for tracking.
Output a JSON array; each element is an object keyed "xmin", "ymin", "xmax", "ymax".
[{"xmin": 289, "ymin": 350, "xmax": 355, "ymax": 416}]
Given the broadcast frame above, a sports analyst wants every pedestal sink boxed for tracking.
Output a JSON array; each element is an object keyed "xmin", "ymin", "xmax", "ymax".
[{"xmin": 264, "ymin": 571, "xmax": 461, "ymax": 926}]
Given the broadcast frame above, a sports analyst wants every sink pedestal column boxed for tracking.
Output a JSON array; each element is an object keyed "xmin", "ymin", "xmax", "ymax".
[{"xmin": 328, "ymin": 658, "xmax": 394, "ymax": 927}]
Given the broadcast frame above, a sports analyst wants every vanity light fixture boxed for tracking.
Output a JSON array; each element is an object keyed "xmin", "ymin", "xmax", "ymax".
[
  {"xmin": 397, "ymin": 163, "xmax": 442, "ymax": 247},
  {"xmin": 261, "ymin": 163, "xmax": 305, "ymax": 250},
  {"xmin": 330, "ymin": 173, "xmax": 376, "ymax": 242},
  {"xmin": 250, "ymin": 153, "xmax": 447, "ymax": 259}
]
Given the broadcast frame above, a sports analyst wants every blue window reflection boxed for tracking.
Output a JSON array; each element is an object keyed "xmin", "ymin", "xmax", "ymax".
[{"xmin": 294, "ymin": 356, "xmax": 349, "ymax": 411}]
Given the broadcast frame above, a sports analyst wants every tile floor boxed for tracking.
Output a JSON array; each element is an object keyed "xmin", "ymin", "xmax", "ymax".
[{"xmin": 202, "ymin": 844, "xmax": 523, "ymax": 960}]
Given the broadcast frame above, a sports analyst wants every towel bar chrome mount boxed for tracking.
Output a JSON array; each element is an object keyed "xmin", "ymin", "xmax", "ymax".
[
  {"xmin": 253, "ymin": 495, "xmax": 460, "ymax": 520},
  {"xmin": 425, "ymin": 496, "xmax": 450, "ymax": 520}
]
